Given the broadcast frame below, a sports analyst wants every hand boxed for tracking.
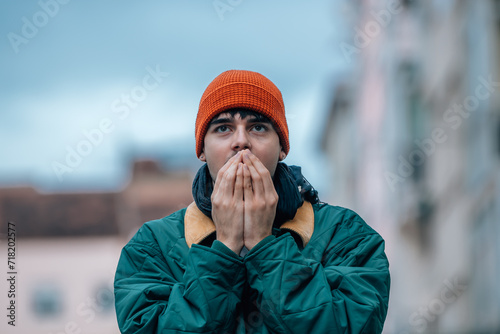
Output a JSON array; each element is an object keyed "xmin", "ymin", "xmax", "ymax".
[
  {"xmin": 241, "ymin": 150, "xmax": 278, "ymax": 250},
  {"xmin": 211, "ymin": 152, "xmax": 245, "ymax": 254}
]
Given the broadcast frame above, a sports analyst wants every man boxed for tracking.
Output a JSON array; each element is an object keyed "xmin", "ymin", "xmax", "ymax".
[{"xmin": 114, "ymin": 70, "xmax": 390, "ymax": 333}]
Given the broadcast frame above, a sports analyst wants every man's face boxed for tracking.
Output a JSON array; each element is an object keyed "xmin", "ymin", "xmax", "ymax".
[{"xmin": 200, "ymin": 110, "xmax": 284, "ymax": 182}]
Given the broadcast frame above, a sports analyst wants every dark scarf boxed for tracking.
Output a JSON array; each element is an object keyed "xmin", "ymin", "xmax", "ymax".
[{"xmin": 192, "ymin": 162, "xmax": 319, "ymax": 227}]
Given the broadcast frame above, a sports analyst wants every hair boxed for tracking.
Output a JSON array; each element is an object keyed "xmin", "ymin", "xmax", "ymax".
[{"xmin": 209, "ymin": 109, "xmax": 277, "ymax": 130}]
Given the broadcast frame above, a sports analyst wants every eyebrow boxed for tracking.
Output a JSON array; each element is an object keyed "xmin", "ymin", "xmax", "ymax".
[
  {"xmin": 246, "ymin": 116, "xmax": 268, "ymax": 123},
  {"xmin": 209, "ymin": 115, "xmax": 270, "ymax": 127},
  {"xmin": 208, "ymin": 117, "xmax": 233, "ymax": 127}
]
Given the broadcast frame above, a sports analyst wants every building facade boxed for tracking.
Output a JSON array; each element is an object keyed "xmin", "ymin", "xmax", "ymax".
[
  {"xmin": 0, "ymin": 159, "xmax": 194, "ymax": 334},
  {"xmin": 325, "ymin": 0, "xmax": 500, "ymax": 332}
]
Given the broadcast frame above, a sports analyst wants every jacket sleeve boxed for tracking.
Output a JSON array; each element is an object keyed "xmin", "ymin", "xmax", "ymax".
[
  {"xmin": 114, "ymin": 226, "xmax": 246, "ymax": 334},
  {"xmin": 243, "ymin": 212, "xmax": 390, "ymax": 333}
]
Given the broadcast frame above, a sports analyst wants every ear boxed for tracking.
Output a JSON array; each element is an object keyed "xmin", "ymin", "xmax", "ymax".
[
  {"xmin": 199, "ymin": 151, "xmax": 206, "ymax": 162},
  {"xmin": 278, "ymin": 147, "xmax": 286, "ymax": 161}
]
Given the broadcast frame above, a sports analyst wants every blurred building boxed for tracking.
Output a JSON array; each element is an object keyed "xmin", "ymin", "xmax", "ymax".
[
  {"xmin": 0, "ymin": 159, "xmax": 193, "ymax": 334},
  {"xmin": 325, "ymin": 0, "xmax": 500, "ymax": 333}
]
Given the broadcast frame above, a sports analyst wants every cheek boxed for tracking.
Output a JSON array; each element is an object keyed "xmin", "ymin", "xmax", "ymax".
[
  {"xmin": 205, "ymin": 156, "xmax": 220, "ymax": 180},
  {"xmin": 204, "ymin": 150, "xmax": 227, "ymax": 181},
  {"xmin": 254, "ymin": 148, "xmax": 281, "ymax": 175}
]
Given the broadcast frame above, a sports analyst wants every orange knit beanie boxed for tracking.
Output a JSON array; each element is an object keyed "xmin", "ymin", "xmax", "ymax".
[{"xmin": 195, "ymin": 70, "xmax": 289, "ymax": 157}]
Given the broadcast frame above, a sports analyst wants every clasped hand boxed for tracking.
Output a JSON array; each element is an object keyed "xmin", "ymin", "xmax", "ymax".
[{"xmin": 210, "ymin": 150, "xmax": 278, "ymax": 254}]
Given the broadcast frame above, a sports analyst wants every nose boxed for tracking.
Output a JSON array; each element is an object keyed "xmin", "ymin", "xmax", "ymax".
[{"xmin": 231, "ymin": 126, "xmax": 251, "ymax": 152}]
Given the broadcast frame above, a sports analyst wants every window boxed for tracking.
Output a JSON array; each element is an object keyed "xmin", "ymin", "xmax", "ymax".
[{"xmin": 32, "ymin": 283, "xmax": 63, "ymax": 318}]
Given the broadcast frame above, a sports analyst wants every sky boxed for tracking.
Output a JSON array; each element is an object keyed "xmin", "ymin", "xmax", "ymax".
[{"xmin": 0, "ymin": 0, "xmax": 351, "ymax": 198}]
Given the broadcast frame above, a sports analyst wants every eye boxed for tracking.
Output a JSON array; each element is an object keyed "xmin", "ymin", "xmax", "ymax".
[
  {"xmin": 252, "ymin": 124, "xmax": 268, "ymax": 132},
  {"xmin": 214, "ymin": 125, "xmax": 230, "ymax": 133}
]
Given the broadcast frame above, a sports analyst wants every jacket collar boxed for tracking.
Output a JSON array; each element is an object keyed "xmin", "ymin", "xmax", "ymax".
[{"xmin": 184, "ymin": 201, "xmax": 314, "ymax": 248}]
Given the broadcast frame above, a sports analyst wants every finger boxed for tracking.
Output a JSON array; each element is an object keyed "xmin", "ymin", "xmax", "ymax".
[
  {"xmin": 220, "ymin": 159, "xmax": 239, "ymax": 196},
  {"xmin": 248, "ymin": 152, "xmax": 275, "ymax": 195},
  {"xmin": 234, "ymin": 163, "xmax": 244, "ymax": 201},
  {"xmin": 243, "ymin": 164, "xmax": 253, "ymax": 202},
  {"xmin": 214, "ymin": 151, "xmax": 242, "ymax": 191},
  {"xmin": 214, "ymin": 152, "xmax": 239, "ymax": 189},
  {"xmin": 242, "ymin": 151, "xmax": 265, "ymax": 195}
]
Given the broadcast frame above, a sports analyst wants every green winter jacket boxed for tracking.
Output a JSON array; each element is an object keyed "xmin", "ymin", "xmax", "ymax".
[{"xmin": 114, "ymin": 201, "xmax": 390, "ymax": 333}]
